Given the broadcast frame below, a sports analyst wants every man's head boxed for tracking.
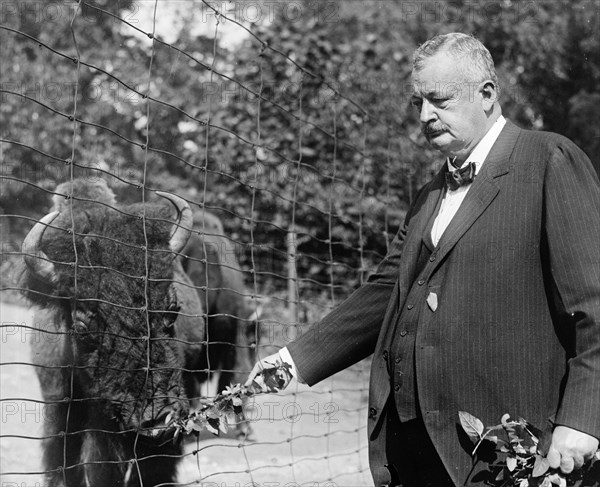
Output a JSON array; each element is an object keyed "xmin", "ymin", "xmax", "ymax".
[{"xmin": 411, "ymin": 33, "xmax": 501, "ymax": 164}]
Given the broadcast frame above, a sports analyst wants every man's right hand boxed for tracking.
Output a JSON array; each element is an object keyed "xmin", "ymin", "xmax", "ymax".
[{"xmin": 245, "ymin": 352, "xmax": 294, "ymax": 392}]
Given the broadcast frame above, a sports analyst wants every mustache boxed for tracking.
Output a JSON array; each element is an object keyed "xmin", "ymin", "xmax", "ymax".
[{"xmin": 424, "ymin": 124, "xmax": 446, "ymax": 134}]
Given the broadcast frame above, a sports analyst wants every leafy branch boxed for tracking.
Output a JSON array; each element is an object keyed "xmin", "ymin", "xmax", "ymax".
[
  {"xmin": 170, "ymin": 359, "xmax": 293, "ymax": 439},
  {"xmin": 459, "ymin": 412, "xmax": 600, "ymax": 487}
]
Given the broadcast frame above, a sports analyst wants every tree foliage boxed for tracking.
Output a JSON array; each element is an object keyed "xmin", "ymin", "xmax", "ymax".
[{"xmin": 2, "ymin": 0, "xmax": 598, "ymax": 296}]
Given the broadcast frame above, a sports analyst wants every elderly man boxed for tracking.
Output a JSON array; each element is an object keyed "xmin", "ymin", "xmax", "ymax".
[{"xmin": 247, "ymin": 33, "xmax": 600, "ymax": 486}]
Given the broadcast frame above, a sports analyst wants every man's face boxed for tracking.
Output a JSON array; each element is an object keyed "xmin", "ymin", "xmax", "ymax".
[{"xmin": 411, "ymin": 51, "xmax": 490, "ymax": 161}]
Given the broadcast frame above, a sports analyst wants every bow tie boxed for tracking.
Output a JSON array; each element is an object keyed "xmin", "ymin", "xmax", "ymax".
[{"xmin": 445, "ymin": 161, "xmax": 476, "ymax": 191}]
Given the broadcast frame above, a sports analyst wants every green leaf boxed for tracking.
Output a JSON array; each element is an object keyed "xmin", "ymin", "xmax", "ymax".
[
  {"xmin": 547, "ymin": 473, "xmax": 566, "ymax": 487},
  {"xmin": 458, "ymin": 411, "xmax": 485, "ymax": 442},
  {"xmin": 206, "ymin": 409, "xmax": 221, "ymax": 419},
  {"xmin": 532, "ymin": 455, "xmax": 550, "ymax": 477},
  {"xmin": 507, "ymin": 456, "xmax": 517, "ymax": 472},
  {"xmin": 206, "ymin": 418, "xmax": 220, "ymax": 436},
  {"xmin": 514, "ymin": 443, "xmax": 527, "ymax": 455},
  {"xmin": 219, "ymin": 415, "xmax": 229, "ymax": 434},
  {"xmin": 173, "ymin": 361, "xmax": 296, "ymax": 437}
]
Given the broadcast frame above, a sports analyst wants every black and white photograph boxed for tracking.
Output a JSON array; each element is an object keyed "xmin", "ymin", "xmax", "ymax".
[{"xmin": 1, "ymin": 1, "xmax": 599, "ymax": 486}]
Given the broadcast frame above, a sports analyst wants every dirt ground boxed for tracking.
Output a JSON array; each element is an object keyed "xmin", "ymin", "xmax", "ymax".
[{"xmin": 0, "ymin": 301, "xmax": 375, "ymax": 486}]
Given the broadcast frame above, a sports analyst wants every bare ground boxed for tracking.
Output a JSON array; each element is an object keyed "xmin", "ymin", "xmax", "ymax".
[{"xmin": 0, "ymin": 301, "xmax": 374, "ymax": 486}]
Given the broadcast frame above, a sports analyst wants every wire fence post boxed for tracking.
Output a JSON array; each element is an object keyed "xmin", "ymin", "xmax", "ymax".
[{"xmin": 287, "ymin": 230, "xmax": 297, "ymax": 323}]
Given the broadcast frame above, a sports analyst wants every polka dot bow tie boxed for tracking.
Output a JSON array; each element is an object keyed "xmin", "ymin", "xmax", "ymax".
[{"xmin": 445, "ymin": 161, "xmax": 476, "ymax": 191}]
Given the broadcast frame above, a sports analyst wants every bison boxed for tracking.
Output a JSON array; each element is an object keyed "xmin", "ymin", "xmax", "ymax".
[
  {"xmin": 181, "ymin": 212, "xmax": 261, "ymax": 439},
  {"xmin": 20, "ymin": 191, "xmax": 205, "ymax": 487}
]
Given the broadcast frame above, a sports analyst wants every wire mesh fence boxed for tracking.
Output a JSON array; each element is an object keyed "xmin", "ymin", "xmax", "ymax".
[
  {"xmin": 3, "ymin": 1, "xmax": 599, "ymax": 485},
  {"xmin": 0, "ymin": 1, "xmax": 418, "ymax": 485}
]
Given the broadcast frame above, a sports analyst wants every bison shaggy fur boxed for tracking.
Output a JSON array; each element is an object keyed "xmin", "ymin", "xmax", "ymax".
[{"xmin": 20, "ymin": 198, "xmax": 205, "ymax": 487}]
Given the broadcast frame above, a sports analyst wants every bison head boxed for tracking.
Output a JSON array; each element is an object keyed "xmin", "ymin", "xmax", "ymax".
[{"xmin": 21, "ymin": 192, "xmax": 202, "ymax": 442}]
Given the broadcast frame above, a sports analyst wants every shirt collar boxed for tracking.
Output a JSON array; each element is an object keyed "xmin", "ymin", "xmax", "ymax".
[{"xmin": 446, "ymin": 115, "xmax": 506, "ymax": 175}]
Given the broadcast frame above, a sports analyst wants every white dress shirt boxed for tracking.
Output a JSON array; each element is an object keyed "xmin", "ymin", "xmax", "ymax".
[
  {"xmin": 431, "ymin": 115, "xmax": 506, "ymax": 246},
  {"xmin": 279, "ymin": 346, "xmax": 302, "ymax": 382},
  {"xmin": 278, "ymin": 115, "xmax": 507, "ymax": 383}
]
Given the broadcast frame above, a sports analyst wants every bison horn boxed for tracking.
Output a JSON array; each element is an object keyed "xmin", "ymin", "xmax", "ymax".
[
  {"xmin": 22, "ymin": 211, "xmax": 60, "ymax": 284},
  {"xmin": 156, "ymin": 191, "xmax": 193, "ymax": 254}
]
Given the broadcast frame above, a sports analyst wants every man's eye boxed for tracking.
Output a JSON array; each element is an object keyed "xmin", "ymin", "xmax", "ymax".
[{"xmin": 432, "ymin": 98, "xmax": 449, "ymax": 107}]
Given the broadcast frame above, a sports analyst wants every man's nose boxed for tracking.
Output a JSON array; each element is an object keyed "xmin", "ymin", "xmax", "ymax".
[{"xmin": 419, "ymin": 99, "xmax": 437, "ymax": 124}]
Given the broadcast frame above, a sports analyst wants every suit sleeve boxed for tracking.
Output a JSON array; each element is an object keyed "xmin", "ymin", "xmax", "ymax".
[
  {"xmin": 286, "ymin": 186, "xmax": 427, "ymax": 386},
  {"xmin": 543, "ymin": 138, "xmax": 600, "ymax": 439}
]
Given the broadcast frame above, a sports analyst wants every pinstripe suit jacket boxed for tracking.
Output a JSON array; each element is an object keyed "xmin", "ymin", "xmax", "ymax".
[{"xmin": 287, "ymin": 121, "xmax": 600, "ymax": 486}]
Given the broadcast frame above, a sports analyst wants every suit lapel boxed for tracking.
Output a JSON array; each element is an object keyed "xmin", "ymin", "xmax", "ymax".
[
  {"xmin": 402, "ymin": 166, "xmax": 446, "ymax": 274},
  {"xmin": 430, "ymin": 120, "xmax": 521, "ymax": 269},
  {"xmin": 377, "ymin": 166, "xmax": 447, "ymax": 350}
]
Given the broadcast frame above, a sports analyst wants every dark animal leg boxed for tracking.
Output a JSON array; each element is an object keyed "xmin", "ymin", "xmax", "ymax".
[
  {"xmin": 80, "ymin": 430, "xmax": 129, "ymax": 486},
  {"xmin": 81, "ymin": 430, "xmax": 182, "ymax": 487},
  {"xmin": 136, "ymin": 447, "xmax": 181, "ymax": 487}
]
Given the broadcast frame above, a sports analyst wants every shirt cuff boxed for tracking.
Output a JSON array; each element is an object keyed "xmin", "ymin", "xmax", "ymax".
[{"xmin": 279, "ymin": 346, "xmax": 306, "ymax": 384}]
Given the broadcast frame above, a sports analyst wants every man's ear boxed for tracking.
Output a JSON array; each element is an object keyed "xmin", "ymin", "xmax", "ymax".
[{"xmin": 480, "ymin": 80, "xmax": 499, "ymax": 111}]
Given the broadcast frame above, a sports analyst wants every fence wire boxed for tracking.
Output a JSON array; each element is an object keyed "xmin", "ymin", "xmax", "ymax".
[{"xmin": 0, "ymin": 1, "xmax": 412, "ymax": 485}]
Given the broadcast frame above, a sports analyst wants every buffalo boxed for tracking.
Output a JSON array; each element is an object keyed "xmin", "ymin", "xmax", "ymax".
[
  {"xmin": 181, "ymin": 213, "xmax": 261, "ymax": 440},
  {"xmin": 20, "ymin": 191, "xmax": 205, "ymax": 487}
]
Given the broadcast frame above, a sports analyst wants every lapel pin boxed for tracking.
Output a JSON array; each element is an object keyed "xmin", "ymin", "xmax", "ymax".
[{"xmin": 427, "ymin": 292, "xmax": 438, "ymax": 312}]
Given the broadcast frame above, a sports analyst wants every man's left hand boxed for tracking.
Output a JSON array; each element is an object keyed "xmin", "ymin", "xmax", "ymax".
[{"xmin": 546, "ymin": 425, "xmax": 599, "ymax": 474}]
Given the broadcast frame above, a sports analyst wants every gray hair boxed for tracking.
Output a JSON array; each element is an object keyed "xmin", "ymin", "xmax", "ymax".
[{"xmin": 413, "ymin": 33, "xmax": 499, "ymax": 88}]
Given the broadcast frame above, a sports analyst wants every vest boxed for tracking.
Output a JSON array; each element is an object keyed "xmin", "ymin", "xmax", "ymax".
[{"xmin": 388, "ymin": 188, "xmax": 445, "ymax": 422}]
